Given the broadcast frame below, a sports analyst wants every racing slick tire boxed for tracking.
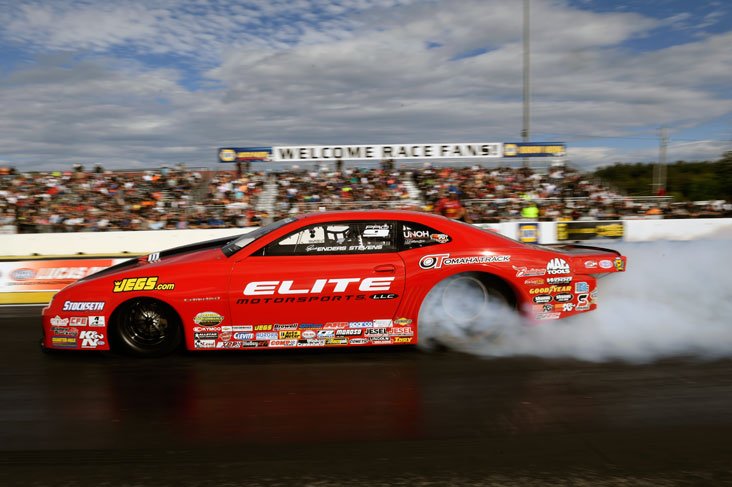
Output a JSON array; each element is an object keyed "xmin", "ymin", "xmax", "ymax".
[
  {"xmin": 110, "ymin": 298, "xmax": 183, "ymax": 357},
  {"xmin": 418, "ymin": 272, "xmax": 516, "ymax": 347}
]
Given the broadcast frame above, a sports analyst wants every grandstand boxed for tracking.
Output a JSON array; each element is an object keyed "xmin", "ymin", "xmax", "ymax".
[{"xmin": 1, "ymin": 162, "xmax": 728, "ymax": 234}]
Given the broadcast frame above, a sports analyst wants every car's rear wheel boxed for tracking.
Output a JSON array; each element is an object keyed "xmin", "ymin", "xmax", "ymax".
[
  {"xmin": 418, "ymin": 273, "xmax": 516, "ymax": 347},
  {"xmin": 111, "ymin": 298, "xmax": 182, "ymax": 357}
]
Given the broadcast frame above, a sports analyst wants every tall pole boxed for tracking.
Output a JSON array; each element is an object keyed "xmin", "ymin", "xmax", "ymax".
[
  {"xmin": 522, "ymin": 0, "xmax": 531, "ymax": 168},
  {"xmin": 653, "ymin": 127, "xmax": 668, "ymax": 195},
  {"xmin": 659, "ymin": 127, "xmax": 668, "ymax": 194}
]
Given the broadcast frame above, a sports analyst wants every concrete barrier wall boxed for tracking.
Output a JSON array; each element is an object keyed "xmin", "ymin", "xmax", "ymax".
[{"xmin": 1, "ymin": 218, "xmax": 731, "ymax": 257}]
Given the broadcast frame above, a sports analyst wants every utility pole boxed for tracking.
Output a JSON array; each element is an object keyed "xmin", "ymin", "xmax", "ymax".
[
  {"xmin": 653, "ymin": 128, "xmax": 668, "ymax": 195},
  {"xmin": 522, "ymin": 0, "xmax": 531, "ymax": 168}
]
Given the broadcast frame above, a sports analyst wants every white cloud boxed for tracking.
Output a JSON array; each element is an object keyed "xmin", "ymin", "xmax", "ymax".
[{"xmin": 0, "ymin": 0, "xmax": 729, "ymax": 172}]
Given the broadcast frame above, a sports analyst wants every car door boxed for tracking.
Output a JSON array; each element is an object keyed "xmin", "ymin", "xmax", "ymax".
[{"xmin": 228, "ymin": 220, "xmax": 405, "ymax": 329}]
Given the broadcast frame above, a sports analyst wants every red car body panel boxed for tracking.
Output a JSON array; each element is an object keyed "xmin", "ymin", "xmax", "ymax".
[{"xmin": 41, "ymin": 211, "xmax": 626, "ymax": 352}]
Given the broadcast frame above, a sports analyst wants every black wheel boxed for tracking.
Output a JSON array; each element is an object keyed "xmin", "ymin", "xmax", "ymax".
[
  {"xmin": 111, "ymin": 298, "xmax": 182, "ymax": 357},
  {"xmin": 418, "ymin": 273, "xmax": 516, "ymax": 347}
]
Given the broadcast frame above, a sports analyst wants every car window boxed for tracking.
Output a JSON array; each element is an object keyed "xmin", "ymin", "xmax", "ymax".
[
  {"xmin": 261, "ymin": 221, "xmax": 396, "ymax": 256},
  {"xmin": 400, "ymin": 221, "xmax": 452, "ymax": 250},
  {"xmin": 222, "ymin": 216, "xmax": 298, "ymax": 256}
]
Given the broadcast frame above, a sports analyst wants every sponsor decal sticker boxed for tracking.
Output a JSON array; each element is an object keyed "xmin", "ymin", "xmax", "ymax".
[
  {"xmin": 553, "ymin": 293, "xmax": 573, "ymax": 303},
  {"xmin": 373, "ymin": 319, "xmax": 393, "ymax": 327},
  {"xmin": 513, "ymin": 266, "xmax": 546, "ymax": 277},
  {"xmin": 195, "ymin": 339, "xmax": 216, "ymax": 349},
  {"xmin": 193, "ymin": 326, "xmax": 220, "ymax": 332},
  {"xmin": 195, "ymin": 332, "xmax": 219, "ymax": 340},
  {"xmin": 256, "ymin": 332, "xmax": 278, "ymax": 340},
  {"xmin": 390, "ymin": 327, "xmax": 413, "ymax": 336},
  {"xmin": 533, "ymin": 295, "xmax": 552, "ymax": 304},
  {"xmin": 52, "ymin": 336, "xmax": 77, "ymax": 348},
  {"xmin": 547, "ymin": 258, "xmax": 570, "ymax": 275},
  {"xmin": 50, "ymin": 315, "xmax": 69, "ymax": 327},
  {"xmin": 193, "ymin": 312, "xmax": 224, "ymax": 326},
  {"xmin": 584, "ymin": 260, "xmax": 598, "ymax": 269},
  {"xmin": 88, "ymin": 316, "xmax": 105, "ymax": 327},
  {"xmin": 325, "ymin": 338, "xmax": 348, "ymax": 346},
  {"xmin": 79, "ymin": 330, "xmax": 105, "ymax": 349},
  {"xmin": 274, "ymin": 323, "xmax": 298, "ymax": 331},
  {"xmin": 232, "ymin": 326, "xmax": 253, "ymax": 332},
  {"xmin": 269, "ymin": 339, "xmax": 297, "ymax": 347},
  {"xmin": 254, "ymin": 325, "xmax": 272, "ymax": 331},
  {"xmin": 349, "ymin": 321, "xmax": 374, "ymax": 328},
  {"xmin": 419, "ymin": 253, "xmax": 510, "ymax": 269},
  {"xmin": 216, "ymin": 341, "xmax": 242, "ymax": 349},
  {"xmin": 393, "ymin": 337, "xmax": 412, "ymax": 344},
  {"xmin": 69, "ymin": 317, "xmax": 88, "ymax": 327},
  {"xmin": 299, "ymin": 323, "xmax": 323, "ymax": 329},
  {"xmin": 614, "ymin": 257, "xmax": 625, "ymax": 272},
  {"xmin": 62, "ymin": 301, "xmax": 105, "ymax": 312},
  {"xmin": 324, "ymin": 322, "xmax": 348, "ymax": 329},
  {"xmin": 536, "ymin": 312, "xmax": 561, "ymax": 320},
  {"xmin": 524, "ymin": 278, "xmax": 545, "ymax": 286},
  {"xmin": 51, "ymin": 326, "xmax": 78, "ymax": 336},
  {"xmin": 575, "ymin": 282, "xmax": 590, "ymax": 293},
  {"xmin": 349, "ymin": 338, "xmax": 369, "ymax": 345},
  {"xmin": 394, "ymin": 318, "xmax": 412, "ymax": 326},
  {"xmin": 113, "ymin": 277, "xmax": 175, "ymax": 293},
  {"xmin": 365, "ymin": 328, "xmax": 389, "ymax": 336},
  {"xmin": 576, "ymin": 294, "xmax": 590, "ymax": 311},
  {"xmin": 296, "ymin": 339, "xmax": 325, "ymax": 347},
  {"xmin": 318, "ymin": 330, "xmax": 336, "ymax": 337},
  {"xmin": 279, "ymin": 330, "xmax": 301, "ymax": 339},
  {"xmin": 547, "ymin": 276, "xmax": 572, "ymax": 285},
  {"xmin": 599, "ymin": 260, "xmax": 613, "ymax": 269},
  {"xmin": 301, "ymin": 330, "xmax": 317, "ymax": 339},
  {"xmin": 336, "ymin": 329, "xmax": 361, "ymax": 336},
  {"xmin": 234, "ymin": 332, "xmax": 254, "ymax": 340},
  {"xmin": 529, "ymin": 285, "xmax": 571, "ymax": 295}
]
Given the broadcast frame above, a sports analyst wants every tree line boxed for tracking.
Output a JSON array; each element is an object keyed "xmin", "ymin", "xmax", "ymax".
[{"xmin": 591, "ymin": 151, "xmax": 732, "ymax": 201}]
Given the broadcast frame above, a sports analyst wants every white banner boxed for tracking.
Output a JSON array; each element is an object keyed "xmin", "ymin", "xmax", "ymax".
[{"xmin": 273, "ymin": 143, "xmax": 503, "ymax": 162}]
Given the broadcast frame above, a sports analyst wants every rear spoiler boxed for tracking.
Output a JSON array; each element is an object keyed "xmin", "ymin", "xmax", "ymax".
[{"xmin": 543, "ymin": 243, "xmax": 626, "ymax": 275}]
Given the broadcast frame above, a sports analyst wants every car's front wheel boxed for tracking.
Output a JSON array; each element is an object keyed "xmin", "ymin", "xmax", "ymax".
[
  {"xmin": 111, "ymin": 298, "xmax": 182, "ymax": 357},
  {"xmin": 418, "ymin": 272, "xmax": 516, "ymax": 347}
]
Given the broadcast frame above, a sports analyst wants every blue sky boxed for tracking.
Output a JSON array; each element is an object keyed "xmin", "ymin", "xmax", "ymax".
[{"xmin": 0, "ymin": 0, "xmax": 729, "ymax": 172}]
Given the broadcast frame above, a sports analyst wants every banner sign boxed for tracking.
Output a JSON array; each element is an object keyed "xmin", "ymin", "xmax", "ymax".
[
  {"xmin": 218, "ymin": 147, "xmax": 272, "ymax": 163},
  {"xmin": 218, "ymin": 142, "xmax": 566, "ymax": 163},
  {"xmin": 556, "ymin": 221, "xmax": 624, "ymax": 241},
  {"xmin": 503, "ymin": 143, "xmax": 566, "ymax": 157},
  {"xmin": 517, "ymin": 223, "xmax": 539, "ymax": 243},
  {"xmin": 271, "ymin": 143, "xmax": 503, "ymax": 162},
  {"xmin": 0, "ymin": 258, "xmax": 130, "ymax": 292}
]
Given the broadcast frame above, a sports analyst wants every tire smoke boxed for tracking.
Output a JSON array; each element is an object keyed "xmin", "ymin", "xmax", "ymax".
[{"xmin": 418, "ymin": 239, "xmax": 732, "ymax": 363}]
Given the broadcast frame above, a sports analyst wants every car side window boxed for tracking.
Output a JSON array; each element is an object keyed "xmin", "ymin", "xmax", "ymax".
[
  {"xmin": 400, "ymin": 221, "xmax": 452, "ymax": 250},
  {"xmin": 261, "ymin": 221, "xmax": 396, "ymax": 256}
]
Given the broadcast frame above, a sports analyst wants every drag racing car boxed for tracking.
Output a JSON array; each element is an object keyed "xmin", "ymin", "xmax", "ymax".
[{"xmin": 41, "ymin": 210, "xmax": 626, "ymax": 356}]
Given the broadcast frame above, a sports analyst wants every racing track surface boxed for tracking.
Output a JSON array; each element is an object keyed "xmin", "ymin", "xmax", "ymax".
[{"xmin": 2, "ymin": 306, "xmax": 732, "ymax": 486}]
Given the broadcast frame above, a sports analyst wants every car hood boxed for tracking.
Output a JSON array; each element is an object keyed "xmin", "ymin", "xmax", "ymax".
[{"xmin": 74, "ymin": 234, "xmax": 239, "ymax": 284}]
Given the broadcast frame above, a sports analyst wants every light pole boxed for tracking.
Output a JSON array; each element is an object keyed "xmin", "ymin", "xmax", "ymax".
[{"xmin": 522, "ymin": 0, "xmax": 531, "ymax": 168}]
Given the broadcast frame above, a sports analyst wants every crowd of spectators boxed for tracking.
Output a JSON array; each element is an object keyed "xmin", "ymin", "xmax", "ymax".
[
  {"xmin": 414, "ymin": 164, "xmax": 732, "ymax": 222},
  {"xmin": 0, "ymin": 165, "xmax": 266, "ymax": 233},
  {"xmin": 270, "ymin": 167, "xmax": 414, "ymax": 220},
  {"xmin": 1, "ymin": 162, "xmax": 730, "ymax": 234}
]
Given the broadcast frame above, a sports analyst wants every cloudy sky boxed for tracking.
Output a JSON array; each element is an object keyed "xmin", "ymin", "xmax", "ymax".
[{"xmin": 0, "ymin": 0, "xmax": 730, "ymax": 172}]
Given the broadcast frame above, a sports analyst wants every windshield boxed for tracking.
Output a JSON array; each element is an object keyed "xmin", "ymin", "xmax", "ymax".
[{"xmin": 222, "ymin": 217, "xmax": 298, "ymax": 257}]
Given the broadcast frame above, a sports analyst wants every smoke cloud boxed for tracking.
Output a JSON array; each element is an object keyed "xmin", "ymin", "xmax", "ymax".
[{"xmin": 418, "ymin": 239, "xmax": 732, "ymax": 363}]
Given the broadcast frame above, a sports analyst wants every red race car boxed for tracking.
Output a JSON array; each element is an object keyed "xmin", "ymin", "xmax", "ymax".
[{"xmin": 41, "ymin": 210, "xmax": 626, "ymax": 356}]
